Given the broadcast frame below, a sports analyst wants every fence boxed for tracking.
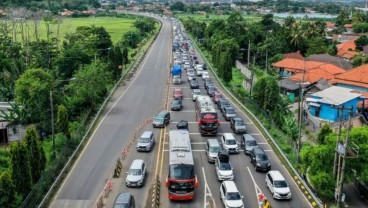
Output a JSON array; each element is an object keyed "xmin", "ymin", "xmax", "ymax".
[
  {"xmin": 189, "ymin": 34, "xmax": 323, "ymax": 208},
  {"xmin": 31, "ymin": 17, "xmax": 162, "ymax": 208}
]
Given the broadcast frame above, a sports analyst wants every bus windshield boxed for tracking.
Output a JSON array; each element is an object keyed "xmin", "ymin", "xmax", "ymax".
[{"xmin": 169, "ymin": 164, "xmax": 195, "ymax": 180}]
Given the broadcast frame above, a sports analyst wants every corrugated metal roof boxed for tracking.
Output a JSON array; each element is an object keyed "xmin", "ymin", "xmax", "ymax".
[{"xmin": 311, "ymin": 86, "xmax": 362, "ymax": 105}]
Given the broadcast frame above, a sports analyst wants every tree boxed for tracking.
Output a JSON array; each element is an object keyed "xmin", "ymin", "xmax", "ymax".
[
  {"xmin": 355, "ymin": 35, "xmax": 368, "ymax": 51},
  {"xmin": 0, "ymin": 171, "xmax": 16, "ymax": 208},
  {"xmin": 10, "ymin": 141, "xmax": 32, "ymax": 197},
  {"xmin": 24, "ymin": 125, "xmax": 46, "ymax": 183},
  {"xmin": 170, "ymin": 2, "xmax": 185, "ymax": 11},
  {"xmin": 15, "ymin": 68, "xmax": 54, "ymax": 130},
  {"xmin": 317, "ymin": 123, "xmax": 332, "ymax": 144},
  {"xmin": 252, "ymin": 76, "xmax": 280, "ymax": 112},
  {"xmin": 56, "ymin": 105, "xmax": 70, "ymax": 140},
  {"xmin": 54, "ymin": 46, "xmax": 90, "ymax": 80},
  {"xmin": 284, "ymin": 16, "xmax": 296, "ymax": 28}
]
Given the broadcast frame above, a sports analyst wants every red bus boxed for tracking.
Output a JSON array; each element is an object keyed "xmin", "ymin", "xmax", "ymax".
[
  {"xmin": 195, "ymin": 95, "xmax": 219, "ymax": 135},
  {"xmin": 166, "ymin": 130, "xmax": 198, "ymax": 200}
]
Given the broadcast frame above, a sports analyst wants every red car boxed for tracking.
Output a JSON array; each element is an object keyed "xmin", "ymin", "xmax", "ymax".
[
  {"xmin": 173, "ymin": 88, "xmax": 183, "ymax": 100},
  {"xmin": 213, "ymin": 92, "xmax": 223, "ymax": 104}
]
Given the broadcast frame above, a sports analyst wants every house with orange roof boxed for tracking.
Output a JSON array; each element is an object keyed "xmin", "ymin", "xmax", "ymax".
[
  {"xmin": 325, "ymin": 22, "xmax": 336, "ymax": 32},
  {"xmin": 336, "ymin": 38, "xmax": 358, "ymax": 60},
  {"xmin": 272, "ymin": 58, "xmax": 325, "ymax": 77},
  {"xmin": 289, "ymin": 63, "xmax": 346, "ymax": 83},
  {"xmin": 332, "ymin": 64, "xmax": 368, "ymax": 92},
  {"xmin": 344, "ymin": 23, "xmax": 353, "ymax": 33},
  {"xmin": 283, "ymin": 51, "xmax": 304, "ymax": 60}
]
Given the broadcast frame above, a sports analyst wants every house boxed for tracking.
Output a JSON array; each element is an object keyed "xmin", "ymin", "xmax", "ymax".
[
  {"xmin": 279, "ymin": 78, "xmax": 300, "ymax": 102},
  {"xmin": 307, "ymin": 86, "xmax": 363, "ymax": 122},
  {"xmin": 0, "ymin": 102, "xmax": 26, "ymax": 144},
  {"xmin": 272, "ymin": 58, "xmax": 324, "ymax": 77},
  {"xmin": 283, "ymin": 51, "xmax": 304, "ymax": 60},
  {"xmin": 344, "ymin": 23, "xmax": 353, "ymax": 33},
  {"xmin": 332, "ymin": 64, "xmax": 368, "ymax": 92},
  {"xmin": 325, "ymin": 22, "xmax": 336, "ymax": 32},
  {"xmin": 337, "ymin": 38, "xmax": 358, "ymax": 60},
  {"xmin": 289, "ymin": 63, "xmax": 346, "ymax": 84},
  {"xmin": 307, "ymin": 54, "xmax": 352, "ymax": 70}
]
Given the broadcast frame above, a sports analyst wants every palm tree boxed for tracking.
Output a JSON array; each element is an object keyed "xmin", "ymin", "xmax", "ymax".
[{"xmin": 289, "ymin": 23, "xmax": 304, "ymax": 48}]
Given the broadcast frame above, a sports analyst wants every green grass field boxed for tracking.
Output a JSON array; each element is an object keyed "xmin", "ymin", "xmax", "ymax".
[{"xmin": 11, "ymin": 17, "xmax": 136, "ymax": 44}]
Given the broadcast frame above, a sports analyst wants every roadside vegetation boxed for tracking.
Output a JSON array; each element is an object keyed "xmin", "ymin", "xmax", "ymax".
[
  {"xmin": 0, "ymin": 11, "xmax": 158, "ymax": 207},
  {"xmin": 182, "ymin": 11, "xmax": 368, "ymax": 202}
]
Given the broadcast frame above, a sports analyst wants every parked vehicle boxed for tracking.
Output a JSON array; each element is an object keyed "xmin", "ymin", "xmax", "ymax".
[
  {"xmin": 190, "ymin": 79, "xmax": 199, "ymax": 89},
  {"xmin": 192, "ymin": 89, "xmax": 202, "ymax": 101},
  {"xmin": 171, "ymin": 65, "xmax": 182, "ymax": 84},
  {"xmin": 222, "ymin": 106, "xmax": 236, "ymax": 121},
  {"xmin": 171, "ymin": 99, "xmax": 182, "ymax": 111},
  {"xmin": 250, "ymin": 147, "xmax": 271, "ymax": 172},
  {"xmin": 136, "ymin": 131, "xmax": 154, "ymax": 152},
  {"xmin": 153, "ymin": 111, "xmax": 170, "ymax": 128},
  {"xmin": 220, "ymin": 181, "xmax": 244, "ymax": 208},
  {"xmin": 113, "ymin": 192, "xmax": 135, "ymax": 208},
  {"xmin": 217, "ymin": 98, "xmax": 230, "ymax": 112},
  {"xmin": 241, "ymin": 134, "xmax": 258, "ymax": 154},
  {"xmin": 202, "ymin": 71, "xmax": 210, "ymax": 80},
  {"xmin": 230, "ymin": 117, "xmax": 247, "ymax": 134},
  {"xmin": 215, "ymin": 151, "xmax": 234, "ymax": 181},
  {"xmin": 126, "ymin": 159, "xmax": 146, "ymax": 187},
  {"xmin": 213, "ymin": 92, "xmax": 223, "ymax": 104},
  {"xmin": 266, "ymin": 171, "xmax": 292, "ymax": 200},
  {"xmin": 207, "ymin": 86, "xmax": 217, "ymax": 97},
  {"xmin": 221, "ymin": 133, "xmax": 239, "ymax": 154},
  {"xmin": 187, "ymin": 68, "xmax": 195, "ymax": 77},
  {"xmin": 206, "ymin": 139, "xmax": 222, "ymax": 163},
  {"xmin": 173, "ymin": 88, "xmax": 183, "ymax": 100}
]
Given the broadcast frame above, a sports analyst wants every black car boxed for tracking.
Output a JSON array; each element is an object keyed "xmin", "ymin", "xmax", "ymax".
[
  {"xmin": 152, "ymin": 111, "xmax": 170, "ymax": 128},
  {"xmin": 250, "ymin": 147, "xmax": 271, "ymax": 172},
  {"xmin": 113, "ymin": 192, "xmax": 135, "ymax": 208},
  {"xmin": 218, "ymin": 99, "xmax": 231, "ymax": 113},
  {"xmin": 204, "ymin": 79, "xmax": 214, "ymax": 90},
  {"xmin": 207, "ymin": 86, "xmax": 217, "ymax": 97},
  {"xmin": 190, "ymin": 79, "xmax": 200, "ymax": 89},
  {"xmin": 171, "ymin": 99, "xmax": 182, "ymax": 111},
  {"xmin": 177, "ymin": 120, "xmax": 189, "ymax": 130}
]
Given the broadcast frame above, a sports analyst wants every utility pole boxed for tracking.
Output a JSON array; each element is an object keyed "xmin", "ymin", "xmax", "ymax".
[
  {"xmin": 333, "ymin": 107, "xmax": 343, "ymax": 178},
  {"xmin": 247, "ymin": 40, "xmax": 250, "ymax": 68},
  {"xmin": 297, "ymin": 59, "xmax": 306, "ymax": 152},
  {"xmin": 265, "ymin": 50, "xmax": 268, "ymax": 72}
]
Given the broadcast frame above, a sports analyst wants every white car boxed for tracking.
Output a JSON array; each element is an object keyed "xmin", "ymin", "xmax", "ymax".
[
  {"xmin": 215, "ymin": 152, "xmax": 234, "ymax": 181},
  {"xmin": 221, "ymin": 133, "xmax": 239, "ymax": 154},
  {"xmin": 187, "ymin": 69, "xmax": 195, "ymax": 77},
  {"xmin": 192, "ymin": 89, "xmax": 201, "ymax": 101},
  {"xmin": 196, "ymin": 67, "xmax": 203, "ymax": 76},
  {"xmin": 220, "ymin": 181, "xmax": 244, "ymax": 208},
  {"xmin": 266, "ymin": 171, "xmax": 292, "ymax": 200},
  {"xmin": 202, "ymin": 71, "xmax": 210, "ymax": 80}
]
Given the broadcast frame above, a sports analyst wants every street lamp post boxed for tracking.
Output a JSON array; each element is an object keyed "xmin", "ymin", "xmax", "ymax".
[
  {"xmin": 94, "ymin": 47, "xmax": 112, "ymax": 60},
  {"xmin": 50, "ymin": 78, "xmax": 76, "ymax": 160}
]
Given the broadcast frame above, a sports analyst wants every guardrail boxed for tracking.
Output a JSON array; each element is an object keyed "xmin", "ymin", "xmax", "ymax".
[
  {"xmin": 151, "ymin": 175, "xmax": 161, "ymax": 208},
  {"xmin": 38, "ymin": 17, "xmax": 163, "ymax": 208},
  {"xmin": 189, "ymin": 34, "xmax": 323, "ymax": 208}
]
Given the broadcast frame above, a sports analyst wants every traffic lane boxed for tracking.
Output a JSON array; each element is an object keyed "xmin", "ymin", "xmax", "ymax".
[{"xmin": 51, "ymin": 19, "xmax": 172, "ymax": 207}]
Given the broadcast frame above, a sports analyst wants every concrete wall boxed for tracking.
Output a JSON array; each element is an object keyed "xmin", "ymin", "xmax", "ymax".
[{"xmin": 236, "ymin": 60, "xmax": 257, "ymax": 93}]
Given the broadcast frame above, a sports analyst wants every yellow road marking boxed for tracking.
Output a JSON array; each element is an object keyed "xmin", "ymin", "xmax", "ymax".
[
  {"xmin": 154, "ymin": 128, "xmax": 164, "ymax": 176},
  {"xmin": 159, "ymin": 126, "xmax": 167, "ymax": 177}
]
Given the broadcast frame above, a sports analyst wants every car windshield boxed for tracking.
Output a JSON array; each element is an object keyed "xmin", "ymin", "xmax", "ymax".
[
  {"xmin": 256, "ymin": 154, "xmax": 268, "ymax": 161},
  {"xmin": 227, "ymin": 192, "xmax": 241, "ymax": 200},
  {"xmin": 274, "ymin": 180, "xmax": 288, "ymax": 188},
  {"xmin": 226, "ymin": 109, "xmax": 235, "ymax": 114},
  {"xmin": 172, "ymin": 100, "xmax": 181, "ymax": 105},
  {"xmin": 139, "ymin": 137, "xmax": 150, "ymax": 143},
  {"xmin": 129, "ymin": 169, "xmax": 141, "ymax": 175},
  {"xmin": 246, "ymin": 141, "xmax": 257, "ymax": 147},
  {"xmin": 209, "ymin": 146, "xmax": 221, "ymax": 152},
  {"xmin": 235, "ymin": 120, "xmax": 244, "ymax": 125},
  {"xmin": 219, "ymin": 163, "xmax": 231, "ymax": 170},
  {"xmin": 226, "ymin": 139, "xmax": 236, "ymax": 145},
  {"xmin": 194, "ymin": 91, "xmax": 201, "ymax": 95},
  {"xmin": 155, "ymin": 116, "xmax": 164, "ymax": 121}
]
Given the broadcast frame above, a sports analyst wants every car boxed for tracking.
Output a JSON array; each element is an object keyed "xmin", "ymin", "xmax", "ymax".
[
  {"xmin": 242, "ymin": 134, "xmax": 258, "ymax": 154},
  {"xmin": 215, "ymin": 151, "xmax": 234, "ymax": 181},
  {"xmin": 194, "ymin": 60, "xmax": 199, "ymax": 64},
  {"xmin": 136, "ymin": 131, "xmax": 155, "ymax": 152},
  {"xmin": 126, "ymin": 159, "xmax": 146, "ymax": 187},
  {"xmin": 202, "ymin": 63, "xmax": 207, "ymax": 70},
  {"xmin": 266, "ymin": 171, "xmax": 292, "ymax": 200},
  {"xmin": 176, "ymin": 119, "xmax": 189, "ymax": 130},
  {"xmin": 206, "ymin": 139, "xmax": 222, "ymax": 162},
  {"xmin": 188, "ymin": 75, "xmax": 196, "ymax": 81},
  {"xmin": 221, "ymin": 133, "xmax": 239, "ymax": 154},
  {"xmin": 222, "ymin": 106, "xmax": 236, "ymax": 121},
  {"xmin": 219, "ymin": 100, "xmax": 231, "ymax": 113},
  {"xmin": 171, "ymin": 99, "xmax": 182, "ymax": 111},
  {"xmin": 196, "ymin": 66, "xmax": 204, "ymax": 76},
  {"xmin": 202, "ymin": 71, "xmax": 210, "ymax": 80},
  {"xmin": 187, "ymin": 69, "xmax": 195, "ymax": 77},
  {"xmin": 172, "ymin": 75, "xmax": 181, "ymax": 85},
  {"xmin": 191, "ymin": 55, "xmax": 198, "ymax": 61},
  {"xmin": 173, "ymin": 88, "xmax": 183, "ymax": 100},
  {"xmin": 190, "ymin": 79, "xmax": 199, "ymax": 89},
  {"xmin": 207, "ymin": 86, "xmax": 217, "ymax": 97},
  {"xmin": 174, "ymin": 59, "xmax": 182, "ymax": 65},
  {"xmin": 220, "ymin": 181, "xmax": 244, "ymax": 208},
  {"xmin": 153, "ymin": 111, "xmax": 170, "ymax": 128},
  {"xmin": 113, "ymin": 192, "xmax": 135, "ymax": 208},
  {"xmin": 230, "ymin": 117, "xmax": 247, "ymax": 134},
  {"xmin": 250, "ymin": 147, "xmax": 271, "ymax": 172},
  {"xmin": 213, "ymin": 92, "xmax": 223, "ymax": 104},
  {"xmin": 192, "ymin": 89, "xmax": 202, "ymax": 101},
  {"xmin": 184, "ymin": 63, "xmax": 191, "ymax": 69},
  {"xmin": 204, "ymin": 79, "xmax": 214, "ymax": 90}
]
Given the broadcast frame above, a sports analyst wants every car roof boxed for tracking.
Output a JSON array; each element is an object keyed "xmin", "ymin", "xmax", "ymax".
[
  {"xmin": 174, "ymin": 88, "xmax": 182, "ymax": 92},
  {"xmin": 130, "ymin": 159, "xmax": 144, "ymax": 169},
  {"xmin": 233, "ymin": 117, "xmax": 243, "ymax": 121},
  {"xmin": 115, "ymin": 192, "xmax": 132, "ymax": 204},
  {"xmin": 157, "ymin": 111, "xmax": 168, "ymax": 116},
  {"xmin": 222, "ymin": 181, "xmax": 239, "ymax": 192},
  {"xmin": 223, "ymin": 133, "xmax": 236, "ymax": 140},
  {"xmin": 268, "ymin": 170, "xmax": 285, "ymax": 181},
  {"xmin": 252, "ymin": 147, "xmax": 266, "ymax": 155},
  {"xmin": 141, "ymin": 131, "xmax": 153, "ymax": 138},
  {"xmin": 193, "ymin": 89, "xmax": 201, "ymax": 92},
  {"xmin": 207, "ymin": 139, "xmax": 220, "ymax": 146},
  {"xmin": 242, "ymin": 134, "xmax": 255, "ymax": 141},
  {"xmin": 224, "ymin": 106, "xmax": 233, "ymax": 110}
]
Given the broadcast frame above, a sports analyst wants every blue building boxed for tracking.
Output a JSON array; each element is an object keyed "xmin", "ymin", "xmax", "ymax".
[{"xmin": 307, "ymin": 86, "xmax": 363, "ymax": 122}]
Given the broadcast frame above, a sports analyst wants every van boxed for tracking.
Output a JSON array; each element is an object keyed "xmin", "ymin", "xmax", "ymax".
[
  {"xmin": 126, "ymin": 159, "xmax": 146, "ymax": 187},
  {"xmin": 113, "ymin": 192, "xmax": 135, "ymax": 208},
  {"xmin": 220, "ymin": 181, "xmax": 244, "ymax": 208},
  {"xmin": 136, "ymin": 131, "xmax": 154, "ymax": 152},
  {"xmin": 265, "ymin": 170, "xmax": 291, "ymax": 200},
  {"xmin": 206, "ymin": 139, "xmax": 222, "ymax": 162},
  {"xmin": 152, "ymin": 111, "xmax": 170, "ymax": 128}
]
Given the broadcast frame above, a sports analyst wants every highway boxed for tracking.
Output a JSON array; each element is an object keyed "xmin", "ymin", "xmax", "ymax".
[{"xmin": 49, "ymin": 15, "xmax": 172, "ymax": 208}]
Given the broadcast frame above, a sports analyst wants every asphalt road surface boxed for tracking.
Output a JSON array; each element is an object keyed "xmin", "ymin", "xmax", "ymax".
[{"xmin": 49, "ymin": 16, "xmax": 172, "ymax": 208}]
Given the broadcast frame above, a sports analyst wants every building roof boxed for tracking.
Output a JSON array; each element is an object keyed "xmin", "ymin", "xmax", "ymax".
[
  {"xmin": 279, "ymin": 78, "xmax": 300, "ymax": 91},
  {"xmin": 337, "ymin": 38, "xmax": 358, "ymax": 59},
  {"xmin": 289, "ymin": 64, "xmax": 345, "ymax": 83},
  {"xmin": 311, "ymin": 86, "xmax": 362, "ymax": 105},
  {"xmin": 314, "ymin": 79, "xmax": 333, "ymax": 91},
  {"xmin": 326, "ymin": 22, "xmax": 336, "ymax": 28},
  {"xmin": 344, "ymin": 23, "xmax": 353, "ymax": 28},
  {"xmin": 272, "ymin": 58, "xmax": 324, "ymax": 73},
  {"xmin": 334, "ymin": 64, "xmax": 368, "ymax": 89},
  {"xmin": 283, "ymin": 51, "xmax": 304, "ymax": 60},
  {"xmin": 307, "ymin": 54, "xmax": 352, "ymax": 70}
]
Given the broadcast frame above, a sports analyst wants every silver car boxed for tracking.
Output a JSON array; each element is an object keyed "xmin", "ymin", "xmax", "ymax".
[
  {"xmin": 136, "ymin": 131, "xmax": 154, "ymax": 152},
  {"xmin": 242, "ymin": 134, "xmax": 258, "ymax": 155},
  {"xmin": 192, "ymin": 89, "xmax": 202, "ymax": 101},
  {"xmin": 126, "ymin": 159, "xmax": 146, "ymax": 187}
]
